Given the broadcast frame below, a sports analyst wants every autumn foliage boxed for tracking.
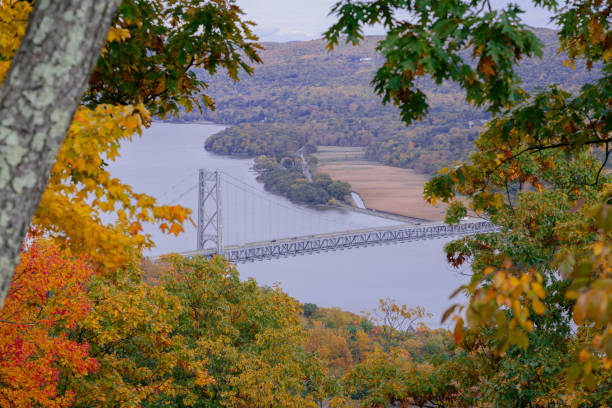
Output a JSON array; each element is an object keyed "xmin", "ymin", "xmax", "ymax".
[
  {"xmin": 0, "ymin": 1, "xmax": 193, "ymax": 273},
  {"xmin": 35, "ymin": 103, "xmax": 190, "ymax": 271},
  {"xmin": 9, "ymin": 0, "xmax": 612, "ymax": 405},
  {"xmin": 0, "ymin": 239, "xmax": 98, "ymax": 407},
  {"xmin": 65, "ymin": 255, "xmax": 328, "ymax": 408}
]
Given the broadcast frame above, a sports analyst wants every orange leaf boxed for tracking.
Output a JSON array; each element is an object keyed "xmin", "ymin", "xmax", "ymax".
[{"xmin": 454, "ymin": 317, "xmax": 465, "ymax": 344}]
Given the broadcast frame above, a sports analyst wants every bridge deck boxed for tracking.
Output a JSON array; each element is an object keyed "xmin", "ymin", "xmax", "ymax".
[{"xmin": 180, "ymin": 220, "xmax": 497, "ymax": 263}]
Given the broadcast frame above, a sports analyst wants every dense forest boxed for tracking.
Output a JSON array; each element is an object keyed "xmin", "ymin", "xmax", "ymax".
[
  {"xmin": 205, "ymin": 124, "xmax": 353, "ymax": 205},
  {"xmin": 193, "ymin": 29, "xmax": 598, "ymax": 174},
  {"xmin": 253, "ymin": 154, "xmax": 352, "ymax": 205},
  {"xmin": 204, "ymin": 123, "xmax": 310, "ymax": 158}
]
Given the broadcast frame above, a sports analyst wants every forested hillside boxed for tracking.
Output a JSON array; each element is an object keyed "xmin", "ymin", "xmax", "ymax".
[{"xmin": 191, "ymin": 29, "xmax": 598, "ymax": 174}]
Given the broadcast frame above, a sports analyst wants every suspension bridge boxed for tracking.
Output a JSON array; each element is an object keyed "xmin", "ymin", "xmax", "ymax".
[{"xmin": 164, "ymin": 169, "xmax": 497, "ymax": 263}]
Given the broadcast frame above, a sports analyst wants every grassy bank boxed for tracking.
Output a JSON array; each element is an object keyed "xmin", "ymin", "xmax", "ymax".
[{"xmin": 315, "ymin": 146, "xmax": 450, "ymax": 222}]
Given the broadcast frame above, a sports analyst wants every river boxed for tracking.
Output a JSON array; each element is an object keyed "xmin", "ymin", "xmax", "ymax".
[{"xmin": 108, "ymin": 122, "xmax": 468, "ymax": 327}]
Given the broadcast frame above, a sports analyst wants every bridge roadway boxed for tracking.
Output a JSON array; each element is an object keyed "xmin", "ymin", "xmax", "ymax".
[{"xmin": 181, "ymin": 220, "xmax": 497, "ymax": 263}]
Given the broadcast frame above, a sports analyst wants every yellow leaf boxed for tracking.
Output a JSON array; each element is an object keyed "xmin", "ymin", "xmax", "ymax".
[
  {"xmin": 579, "ymin": 349, "xmax": 590, "ymax": 363},
  {"xmin": 106, "ymin": 27, "xmax": 131, "ymax": 43},
  {"xmin": 532, "ymin": 282, "xmax": 546, "ymax": 299},
  {"xmin": 123, "ymin": 114, "xmax": 141, "ymax": 131},
  {"xmin": 169, "ymin": 223, "xmax": 183, "ymax": 236},
  {"xmin": 512, "ymin": 299, "xmax": 522, "ymax": 317},
  {"xmin": 532, "ymin": 299, "xmax": 546, "ymax": 315},
  {"xmin": 493, "ymin": 272, "xmax": 505, "ymax": 288},
  {"xmin": 574, "ymin": 294, "xmax": 588, "ymax": 324}
]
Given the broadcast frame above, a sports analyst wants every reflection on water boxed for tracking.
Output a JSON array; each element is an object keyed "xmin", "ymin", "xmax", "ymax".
[{"xmin": 108, "ymin": 122, "xmax": 468, "ymax": 327}]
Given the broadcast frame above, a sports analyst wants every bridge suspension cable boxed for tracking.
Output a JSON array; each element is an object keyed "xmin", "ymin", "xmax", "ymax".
[
  {"xmin": 220, "ymin": 171, "xmax": 368, "ymax": 228},
  {"xmin": 167, "ymin": 182, "xmax": 198, "ymax": 205},
  {"xmin": 217, "ymin": 170, "xmax": 369, "ymax": 246},
  {"xmin": 189, "ymin": 168, "xmax": 499, "ymax": 261},
  {"xmin": 157, "ymin": 173, "xmax": 195, "ymax": 200}
]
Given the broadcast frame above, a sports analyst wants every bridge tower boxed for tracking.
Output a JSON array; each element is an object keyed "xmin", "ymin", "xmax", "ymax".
[{"xmin": 197, "ymin": 169, "xmax": 223, "ymax": 253}]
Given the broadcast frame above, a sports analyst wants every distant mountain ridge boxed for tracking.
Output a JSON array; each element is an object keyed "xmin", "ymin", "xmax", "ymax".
[{"xmin": 184, "ymin": 29, "xmax": 599, "ymax": 174}]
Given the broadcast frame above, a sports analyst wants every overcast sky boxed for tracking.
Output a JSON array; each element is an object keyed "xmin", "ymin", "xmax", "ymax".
[{"xmin": 236, "ymin": 0, "xmax": 556, "ymax": 42}]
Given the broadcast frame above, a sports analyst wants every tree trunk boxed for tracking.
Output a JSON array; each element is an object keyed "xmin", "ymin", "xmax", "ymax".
[{"xmin": 0, "ymin": 0, "xmax": 121, "ymax": 308}]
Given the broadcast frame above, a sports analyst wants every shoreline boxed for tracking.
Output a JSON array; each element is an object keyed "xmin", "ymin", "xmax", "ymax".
[
  {"xmin": 154, "ymin": 119, "xmax": 218, "ymax": 125},
  {"xmin": 333, "ymin": 203, "xmax": 428, "ymax": 224},
  {"xmin": 156, "ymin": 120, "xmax": 435, "ymax": 223}
]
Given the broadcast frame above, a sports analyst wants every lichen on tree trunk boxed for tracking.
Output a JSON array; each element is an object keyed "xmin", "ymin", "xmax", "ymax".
[{"xmin": 0, "ymin": 0, "xmax": 122, "ymax": 308}]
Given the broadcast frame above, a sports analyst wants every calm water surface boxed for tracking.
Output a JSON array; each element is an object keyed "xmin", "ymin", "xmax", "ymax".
[{"xmin": 109, "ymin": 122, "xmax": 467, "ymax": 327}]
